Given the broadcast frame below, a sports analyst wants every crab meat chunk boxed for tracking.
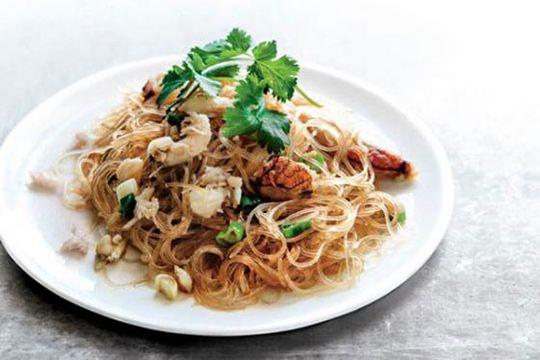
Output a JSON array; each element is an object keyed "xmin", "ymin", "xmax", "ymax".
[{"xmin": 188, "ymin": 187, "xmax": 227, "ymax": 218}]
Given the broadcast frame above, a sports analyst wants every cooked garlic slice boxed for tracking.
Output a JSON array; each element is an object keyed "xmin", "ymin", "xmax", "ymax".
[
  {"xmin": 154, "ymin": 274, "xmax": 178, "ymax": 300},
  {"xmin": 115, "ymin": 178, "xmax": 138, "ymax": 201},
  {"xmin": 174, "ymin": 266, "xmax": 193, "ymax": 293}
]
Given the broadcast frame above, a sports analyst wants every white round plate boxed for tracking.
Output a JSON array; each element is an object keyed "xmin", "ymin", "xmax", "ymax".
[{"xmin": 0, "ymin": 57, "xmax": 453, "ymax": 336}]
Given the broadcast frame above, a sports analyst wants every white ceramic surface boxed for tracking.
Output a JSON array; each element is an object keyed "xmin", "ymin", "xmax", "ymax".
[{"xmin": 0, "ymin": 57, "xmax": 453, "ymax": 336}]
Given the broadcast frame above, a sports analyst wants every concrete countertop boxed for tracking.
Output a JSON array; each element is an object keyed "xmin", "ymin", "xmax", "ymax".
[{"xmin": 1, "ymin": 1, "xmax": 538, "ymax": 358}]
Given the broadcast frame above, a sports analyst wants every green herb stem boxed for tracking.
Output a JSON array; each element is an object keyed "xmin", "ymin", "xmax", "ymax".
[
  {"xmin": 167, "ymin": 81, "xmax": 199, "ymax": 114},
  {"xmin": 201, "ymin": 57, "xmax": 252, "ymax": 75},
  {"xmin": 295, "ymin": 85, "xmax": 322, "ymax": 108}
]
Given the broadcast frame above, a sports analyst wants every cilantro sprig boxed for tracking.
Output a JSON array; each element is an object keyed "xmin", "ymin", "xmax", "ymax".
[
  {"xmin": 157, "ymin": 28, "xmax": 252, "ymax": 105},
  {"xmin": 222, "ymin": 75, "xmax": 291, "ymax": 153},
  {"xmin": 159, "ymin": 28, "xmax": 320, "ymax": 153},
  {"xmin": 249, "ymin": 41, "xmax": 299, "ymax": 102}
]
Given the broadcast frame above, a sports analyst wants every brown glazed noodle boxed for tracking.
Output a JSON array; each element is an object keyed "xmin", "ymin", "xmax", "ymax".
[{"xmin": 62, "ymin": 76, "xmax": 415, "ymax": 310}]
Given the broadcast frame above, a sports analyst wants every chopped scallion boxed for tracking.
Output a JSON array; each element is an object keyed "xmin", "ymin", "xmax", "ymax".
[
  {"xmin": 397, "ymin": 210, "xmax": 406, "ymax": 225},
  {"xmin": 115, "ymin": 178, "xmax": 138, "ymax": 201},
  {"xmin": 216, "ymin": 221, "xmax": 246, "ymax": 246},
  {"xmin": 281, "ymin": 220, "xmax": 312, "ymax": 238},
  {"xmin": 120, "ymin": 193, "xmax": 136, "ymax": 219},
  {"xmin": 299, "ymin": 151, "xmax": 326, "ymax": 171},
  {"xmin": 240, "ymin": 194, "xmax": 262, "ymax": 209}
]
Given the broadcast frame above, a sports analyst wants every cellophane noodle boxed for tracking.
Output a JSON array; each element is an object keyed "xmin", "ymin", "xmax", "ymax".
[{"xmin": 64, "ymin": 89, "xmax": 401, "ymax": 310}]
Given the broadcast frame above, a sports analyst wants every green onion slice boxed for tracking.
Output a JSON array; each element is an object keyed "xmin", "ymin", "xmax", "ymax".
[
  {"xmin": 240, "ymin": 194, "xmax": 262, "ymax": 209},
  {"xmin": 299, "ymin": 151, "xmax": 326, "ymax": 171},
  {"xmin": 397, "ymin": 209, "xmax": 406, "ymax": 225},
  {"xmin": 280, "ymin": 219, "xmax": 312, "ymax": 238},
  {"xmin": 216, "ymin": 221, "xmax": 246, "ymax": 246},
  {"xmin": 120, "ymin": 193, "xmax": 136, "ymax": 219}
]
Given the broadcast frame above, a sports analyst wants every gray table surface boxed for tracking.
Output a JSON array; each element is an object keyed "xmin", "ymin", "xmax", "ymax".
[{"xmin": 1, "ymin": 1, "xmax": 539, "ymax": 359}]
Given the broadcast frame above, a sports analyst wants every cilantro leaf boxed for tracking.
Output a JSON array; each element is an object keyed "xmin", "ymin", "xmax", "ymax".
[
  {"xmin": 193, "ymin": 29, "xmax": 251, "ymax": 67},
  {"xmin": 249, "ymin": 54, "xmax": 299, "ymax": 102},
  {"xmin": 234, "ymin": 74, "xmax": 265, "ymax": 107},
  {"xmin": 226, "ymin": 28, "xmax": 252, "ymax": 52},
  {"xmin": 222, "ymin": 76, "xmax": 291, "ymax": 153},
  {"xmin": 191, "ymin": 45, "xmax": 241, "ymax": 78},
  {"xmin": 222, "ymin": 107, "xmax": 260, "ymax": 137},
  {"xmin": 158, "ymin": 29, "xmax": 253, "ymax": 105},
  {"xmin": 191, "ymin": 39, "xmax": 232, "ymax": 65},
  {"xmin": 204, "ymin": 65, "xmax": 240, "ymax": 79},
  {"xmin": 157, "ymin": 65, "xmax": 191, "ymax": 105},
  {"xmin": 200, "ymin": 39, "xmax": 230, "ymax": 53},
  {"xmin": 257, "ymin": 109, "xmax": 290, "ymax": 153},
  {"xmin": 157, "ymin": 28, "xmax": 308, "ymax": 128},
  {"xmin": 192, "ymin": 44, "xmax": 229, "ymax": 66},
  {"xmin": 193, "ymin": 72, "xmax": 221, "ymax": 97},
  {"xmin": 256, "ymin": 56, "xmax": 299, "ymax": 101},
  {"xmin": 187, "ymin": 52, "xmax": 206, "ymax": 73},
  {"xmin": 185, "ymin": 55, "xmax": 222, "ymax": 97},
  {"xmin": 252, "ymin": 41, "xmax": 277, "ymax": 61},
  {"xmin": 248, "ymin": 41, "xmax": 299, "ymax": 101}
]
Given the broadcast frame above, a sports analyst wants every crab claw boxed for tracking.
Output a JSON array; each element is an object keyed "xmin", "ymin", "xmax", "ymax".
[{"xmin": 347, "ymin": 145, "xmax": 416, "ymax": 180}]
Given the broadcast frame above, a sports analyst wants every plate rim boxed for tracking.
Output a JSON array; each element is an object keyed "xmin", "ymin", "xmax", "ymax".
[{"xmin": 0, "ymin": 56, "xmax": 454, "ymax": 336}]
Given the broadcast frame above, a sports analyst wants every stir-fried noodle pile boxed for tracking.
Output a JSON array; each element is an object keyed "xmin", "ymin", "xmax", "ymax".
[{"xmin": 62, "ymin": 81, "xmax": 411, "ymax": 310}]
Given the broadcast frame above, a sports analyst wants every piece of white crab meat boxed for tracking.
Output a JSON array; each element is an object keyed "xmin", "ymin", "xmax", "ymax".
[
  {"xmin": 179, "ymin": 93, "xmax": 233, "ymax": 116},
  {"xmin": 116, "ymin": 158, "xmax": 144, "ymax": 182},
  {"xmin": 147, "ymin": 112, "xmax": 211, "ymax": 166},
  {"xmin": 70, "ymin": 131, "xmax": 92, "ymax": 150},
  {"xmin": 227, "ymin": 176, "xmax": 243, "ymax": 207},
  {"xmin": 60, "ymin": 226, "xmax": 89, "ymax": 256},
  {"xmin": 199, "ymin": 166, "xmax": 229, "ymax": 186},
  {"xmin": 197, "ymin": 167, "xmax": 243, "ymax": 208},
  {"xmin": 188, "ymin": 186, "xmax": 227, "ymax": 218},
  {"xmin": 27, "ymin": 171, "xmax": 60, "ymax": 192},
  {"xmin": 135, "ymin": 187, "xmax": 159, "ymax": 220},
  {"xmin": 147, "ymin": 136, "xmax": 173, "ymax": 163}
]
